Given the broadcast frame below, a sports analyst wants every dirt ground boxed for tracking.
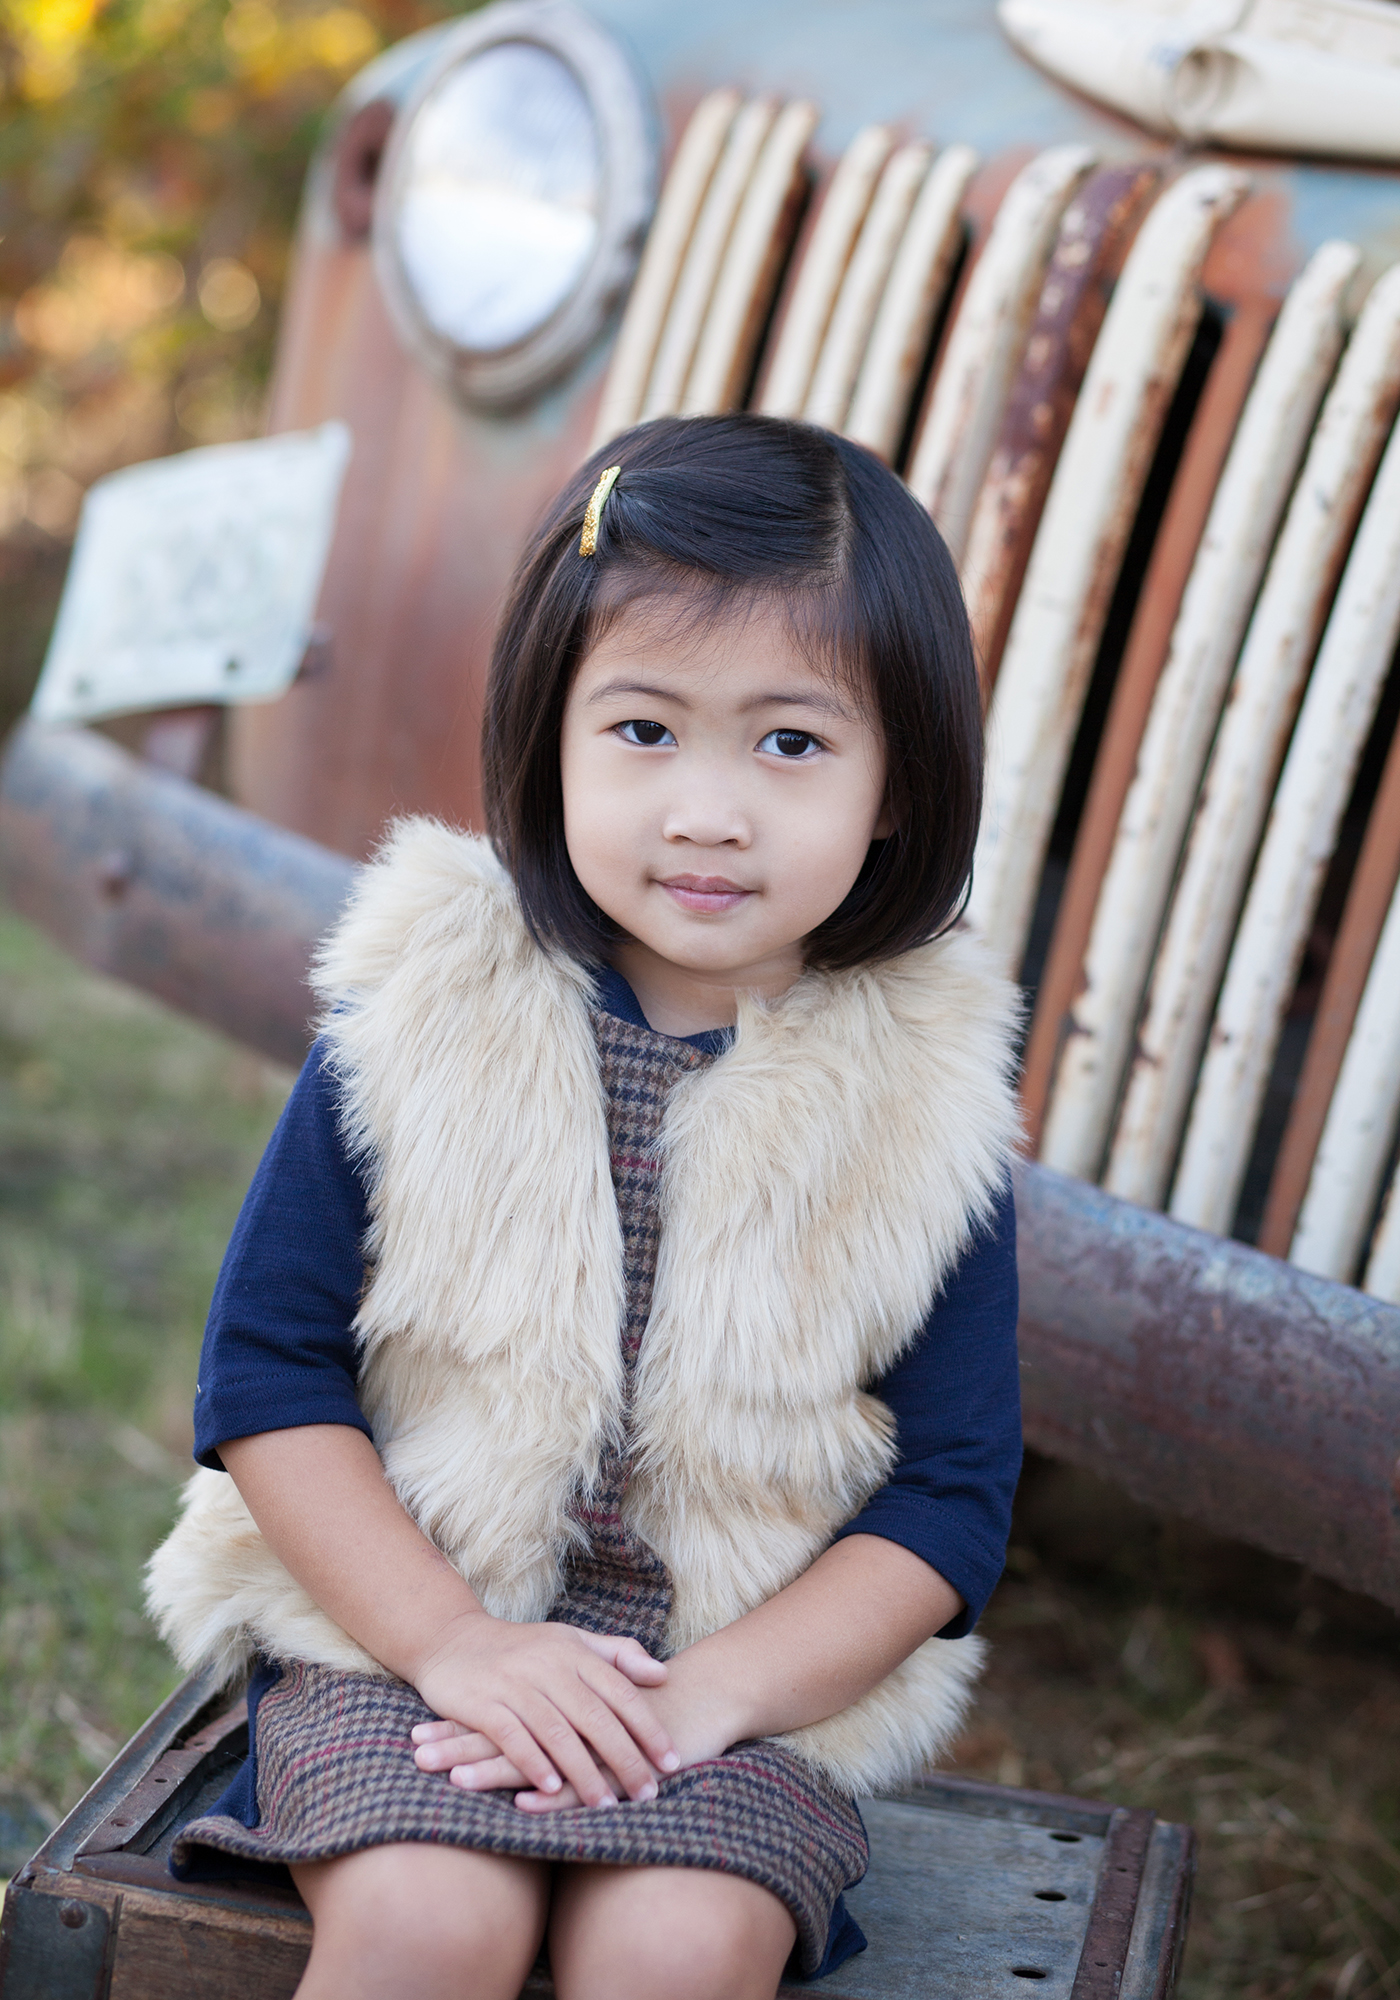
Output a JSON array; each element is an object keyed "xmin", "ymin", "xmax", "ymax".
[{"xmin": 0, "ymin": 909, "xmax": 1397, "ymax": 1998}]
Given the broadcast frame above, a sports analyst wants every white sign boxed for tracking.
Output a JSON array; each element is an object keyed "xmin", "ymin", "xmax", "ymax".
[{"xmin": 31, "ymin": 421, "xmax": 352, "ymax": 725}]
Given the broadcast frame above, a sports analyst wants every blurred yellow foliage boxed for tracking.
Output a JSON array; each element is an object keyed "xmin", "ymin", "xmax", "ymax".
[
  {"xmin": 15, "ymin": 238, "xmax": 185, "ymax": 361},
  {"xmin": 0, "ymin": 0, "xmax": 464, "ymax": 546},
  {"xmin": 3, "ymin": 0, "xmax": 107, "ymax": 100}
]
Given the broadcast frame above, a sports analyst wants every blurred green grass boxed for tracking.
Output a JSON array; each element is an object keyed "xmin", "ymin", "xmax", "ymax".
[{"xmin": 0, "ymin": 907, "xmax": 288, "ymax": 1853}]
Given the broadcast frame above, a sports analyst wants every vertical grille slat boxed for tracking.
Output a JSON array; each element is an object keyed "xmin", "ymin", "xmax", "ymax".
[
  {"xmin": 967, "ymin": 164, "xmax": 1248, "ymax": 975},
  {"xmin": 906, "ymin": 143, "xmax": 1096, "ymax": 564},
  {"xmin": 591, "ymin": 87, "xmax": 742, "ymax": 449},
  {"xmin": 843, "ymin": 142, "xmax": 976, "ymax": 462},
  {"xmin": 757, "ymin": 122, "xmax": 896, "ymax": 419},
  {"xmin": 1171, "ymin": 321, "xmax": 1400, "ymax": 1234},
  {"xmin": 1032, "ymin": 242, "xmax": 1360, "ymax": 1177},
  {"xmin": 1105, "ymin": 263, "xmax": 1400, "ymax": 1212}
]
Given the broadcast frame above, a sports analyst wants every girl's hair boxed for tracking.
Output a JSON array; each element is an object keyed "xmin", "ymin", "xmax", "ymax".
[{"xmin": 482, "ymin": 413, "xmax": 982, "ymax": 970}]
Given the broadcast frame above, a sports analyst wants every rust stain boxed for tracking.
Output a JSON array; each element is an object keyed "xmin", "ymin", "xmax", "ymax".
[
  {"xmin": 962, "ymin": 163, "xmax": 1160, "ymax": 693},
  {"xmin": 332, "ymin": 98, "xmax": 395, "ymax": 242}
]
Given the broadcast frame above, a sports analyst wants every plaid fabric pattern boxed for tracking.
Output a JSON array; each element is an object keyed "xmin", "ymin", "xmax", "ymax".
[
  {"xmin": 546, "ymin": 1012, "xmax": 709, "ymax": 1654},
  {"xmin": 175, "ymin": 1008, "xmax": 868, "ymax": 1971},
  {"xmin": 172, "ymin": 1663, "xmax": 866, "ymax": 1971}
]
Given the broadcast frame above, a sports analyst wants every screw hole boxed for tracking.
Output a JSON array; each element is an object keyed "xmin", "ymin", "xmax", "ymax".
[
  {"xmin": 1034, "ymin": 1890, "xmax": 1067, "ymax": 1901},
  {"xmin": 1050, "ymin": 1831, "xmax": 1082, "ymax": 1843},
  {"xmin": 1012, "ymin": 1968, "xmax": 1049, "ymax": 1980}
]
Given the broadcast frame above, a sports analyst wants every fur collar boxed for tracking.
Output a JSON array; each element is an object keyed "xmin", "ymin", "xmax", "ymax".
[{"xmin": 149, "ymin": 822, "xmax": 1020, "ymax": 1792}]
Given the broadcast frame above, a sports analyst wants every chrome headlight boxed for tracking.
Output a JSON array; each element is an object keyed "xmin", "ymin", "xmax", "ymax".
[{"xmin": 373, "ymin": 0, "xmax": 656, "ymax": 409}]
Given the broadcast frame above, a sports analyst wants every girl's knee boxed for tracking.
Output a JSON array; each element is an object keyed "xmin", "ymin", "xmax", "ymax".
[
  {"xmin": 551, "ymin": 1866, "xmax": 796, "ymax": 2000},
  {"xmin": 292, "ymin": 1844, "xmax": 548, "ymax": 1999}
]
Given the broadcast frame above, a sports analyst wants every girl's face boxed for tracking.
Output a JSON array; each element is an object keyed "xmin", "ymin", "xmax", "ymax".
[{"xmin": 559, "ymin": 596, "xmax": 892, "ymax": 1031}]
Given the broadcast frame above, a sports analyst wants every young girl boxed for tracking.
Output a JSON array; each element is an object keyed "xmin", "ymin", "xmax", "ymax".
[{"xmin": 147, "ymin": 414, "xmax": 1022, "ymax": 2000}]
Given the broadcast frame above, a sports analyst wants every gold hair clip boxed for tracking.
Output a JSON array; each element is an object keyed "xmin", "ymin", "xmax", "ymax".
[{"xmin": 579, "ymin": 464, "xmax": 622, "ymax": 557}]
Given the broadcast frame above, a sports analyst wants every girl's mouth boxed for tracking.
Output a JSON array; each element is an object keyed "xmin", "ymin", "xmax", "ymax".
[{"xmin": 660, "ymin": 875, "xmax": 754, "ymax": 914}]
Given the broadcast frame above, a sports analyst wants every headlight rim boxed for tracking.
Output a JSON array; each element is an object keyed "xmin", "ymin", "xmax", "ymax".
[{"xmin": 372, "ymin": 0, "xmax": 658, "ymax": 412}]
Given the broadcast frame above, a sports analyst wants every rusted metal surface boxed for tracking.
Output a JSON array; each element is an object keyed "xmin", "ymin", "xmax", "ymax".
[
  {"xmin": 1070, "ymin": 1808, "xmax": 1156, "ymax": 2000},
  {"xmin": 77, "ymin": 1702, "xmax": 246, "ymax": 1860},
  {"xmin": 1019, "ymin": 292, "xmax": 1275, "ymax": 1147},
  {"xmin": 1107, "ymin": 260, "xmax": 1400, "ymax": 1211},
  {"xmin": 971, "ymin": 166, "xmax": 1248, "ymax": 973},
  {"xmin": 1014, "ymin": 1157, "xmax": 1400, "ymax": 1611},
  {"xmin": 1173, "ymin": 348, "xmax": 1400, "ymax": 1235},
  {"xmin": 332, "ymin": 98, "xmax": 394, "ymax": 241},
  {"xmin": 0, "ymin": 721, "xmax": 354, "ymax": 1068},
  {"xmin": 906, "ymin": 143, "xmax": 1096, "ymax": 562},
  {"xmin": 229, "ymin": 214, "xmax": 596, "ymax": 857},
  {"xmin": 961, "ymin": 163, "xmax": 1160, "ymax": 693},
  {"xmin": 1039, "ymin": 238, "xmax": 1358, "ymax": 1185},
  {"xmin": 1260, "ymin": 719, "xmax": 1400, "ymax": 1258}
]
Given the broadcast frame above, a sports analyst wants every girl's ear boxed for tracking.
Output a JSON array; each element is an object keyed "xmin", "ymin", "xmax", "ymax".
[{"xmin": 873, "ymin": 797, "xmax": 895, "ymax": 841}]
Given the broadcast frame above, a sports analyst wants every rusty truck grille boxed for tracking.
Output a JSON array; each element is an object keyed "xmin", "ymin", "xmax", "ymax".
[{"xmin": 590, "ymin": 90, "xmax": 1400, "ymax": 1300}]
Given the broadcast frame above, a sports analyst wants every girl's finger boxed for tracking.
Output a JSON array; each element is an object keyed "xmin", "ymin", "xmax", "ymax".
[
  {"xmin": 448, "ymin": 1755, "xmax": 527, "ymax": 1792},
  {"xmin": 582, "ymin": 1661, "xmax": 680, "ymax": 1773},
  {"xmin": 553, "ymin": 1683, "xmax": 663, "ymax": 1802},
  {"xmin": 476, "ymin": 1702, "xmax": 568, "ymax": 1797},
  {"xmin": 508, "ymin": 1691, "xmax": 623, "ymax": 1809},
  {"xmin": 410, "ymin": 1718, "xmax": 460, "ymax": 1743},
  {"xmin": 514, "ymin": 1781, "xmax": 587, "ymax": 1812},
  {"xmin": 571, "ymin": 1631, "xmax": 668, "ymax": 1685},
  {"xmin": 414, "ymin": 1729, "xmax": 498, "ymax": 1771}
]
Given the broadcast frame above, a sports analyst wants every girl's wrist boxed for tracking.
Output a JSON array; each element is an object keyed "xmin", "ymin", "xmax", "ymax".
[
  {"xmin": 401, "ymin": 1603, "xmax": 494, "ymax": 1694},
  {"xmin": 663, "ymin": 1645, "xmax": 755, "ymax": 1756}
]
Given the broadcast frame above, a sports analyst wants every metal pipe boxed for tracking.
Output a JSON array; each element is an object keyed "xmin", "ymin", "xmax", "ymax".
[
  {"xmin": 1016, "ymin": 1160, "xmax": 1400, "ymax": 1611},
  {"xmin": 4, "ymin": 720, "xmax": 1397, "ymax": 1607},
  {"xmin": 0, "ymin": 720, "xmax": 354, "ymax": 1069}
]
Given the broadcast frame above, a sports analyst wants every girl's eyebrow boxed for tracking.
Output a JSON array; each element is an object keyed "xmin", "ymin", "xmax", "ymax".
[{"xmin": 584, "ymin": 676, "xmax": 854, "ymax": 721}]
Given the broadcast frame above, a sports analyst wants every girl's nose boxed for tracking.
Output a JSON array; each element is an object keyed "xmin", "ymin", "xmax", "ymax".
[{"xmin": 661, "ymin": 780, "xmax": 752, "ymax": 849}]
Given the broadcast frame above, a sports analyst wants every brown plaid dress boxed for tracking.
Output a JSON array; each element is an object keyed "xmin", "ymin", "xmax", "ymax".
[{"xmin": 173, "ymin": 1009, "xmax": 869, "ymax": 1975}]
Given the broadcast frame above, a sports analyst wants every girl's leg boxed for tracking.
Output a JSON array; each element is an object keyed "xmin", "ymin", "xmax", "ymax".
[
  {"xmin": 548, "ymin": 1863, "xmax": 798, "ymax": 2000},
  {"xmin": 291, "ymin": 1844, "xmax": 550, "ymax": 2000}
]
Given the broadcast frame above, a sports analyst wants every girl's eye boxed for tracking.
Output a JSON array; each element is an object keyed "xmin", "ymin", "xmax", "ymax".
[
  {"xmin": 617, "ymin": 719, "xmax": 675, "ymax": 747},
  {"xmin": 759, "ymin": 729, "xmax": 821, "ymax": 759}
]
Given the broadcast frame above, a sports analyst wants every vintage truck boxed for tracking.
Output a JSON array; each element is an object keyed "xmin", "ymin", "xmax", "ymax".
[{"xmin": 2, "ymin": 0, "xmax": 1399, "ymax": 1990}]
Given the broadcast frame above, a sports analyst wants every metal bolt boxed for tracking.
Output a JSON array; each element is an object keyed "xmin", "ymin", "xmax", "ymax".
[{"xmin": 59, "ymin": 1901, "xmax": 88, "ymax": 1929}]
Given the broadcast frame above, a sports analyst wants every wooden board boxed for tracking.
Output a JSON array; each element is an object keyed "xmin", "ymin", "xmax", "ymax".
[{"xmin": 0, "ymin": 1673, "xmax": 1194, "ymax": 2000}]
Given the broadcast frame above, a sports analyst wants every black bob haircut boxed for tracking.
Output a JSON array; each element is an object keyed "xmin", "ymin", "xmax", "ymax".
[{"xmin": 482, "ymin": 413, "xmax": 983, "ymax": 972}]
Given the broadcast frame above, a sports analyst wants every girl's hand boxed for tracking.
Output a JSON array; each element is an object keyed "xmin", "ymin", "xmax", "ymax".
[
  {"xmin": 414, "ymin": 1652, "xmax": 736, "ymax": 1812},
  {"xmin": 410, "ymin": 1616, "xmax": 678, "ymax": 1808}
]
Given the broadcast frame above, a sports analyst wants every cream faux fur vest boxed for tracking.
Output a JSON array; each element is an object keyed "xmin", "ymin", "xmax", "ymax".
[{"xmin": 148, "ymin": 821, "xmax": 1021, "ymax": 1794}]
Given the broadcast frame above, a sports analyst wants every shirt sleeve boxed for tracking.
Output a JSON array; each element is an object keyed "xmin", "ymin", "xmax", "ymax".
[
  {"xmin": 193, "ymin": 1037, "xmax": 373, "ymax": 1471},
  {"xmin": 832, "ymin": 1180, "xmax": 1021, "ymax": 1639}
]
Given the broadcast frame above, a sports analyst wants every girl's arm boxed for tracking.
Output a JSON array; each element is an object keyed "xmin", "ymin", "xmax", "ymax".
[
  {"xmin": 221, "ymin": 1423, "xmax": 681, "ymax": 1808},
  {"xmin": 415, "ymin": 1534, "xmax": 958, "ymax": 1803}
]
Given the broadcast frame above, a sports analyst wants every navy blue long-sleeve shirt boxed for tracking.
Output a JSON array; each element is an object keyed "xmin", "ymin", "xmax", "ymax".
[{"xmin": 193, "ymin": 969, "xmax": 1021, "ymax": 1639}]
